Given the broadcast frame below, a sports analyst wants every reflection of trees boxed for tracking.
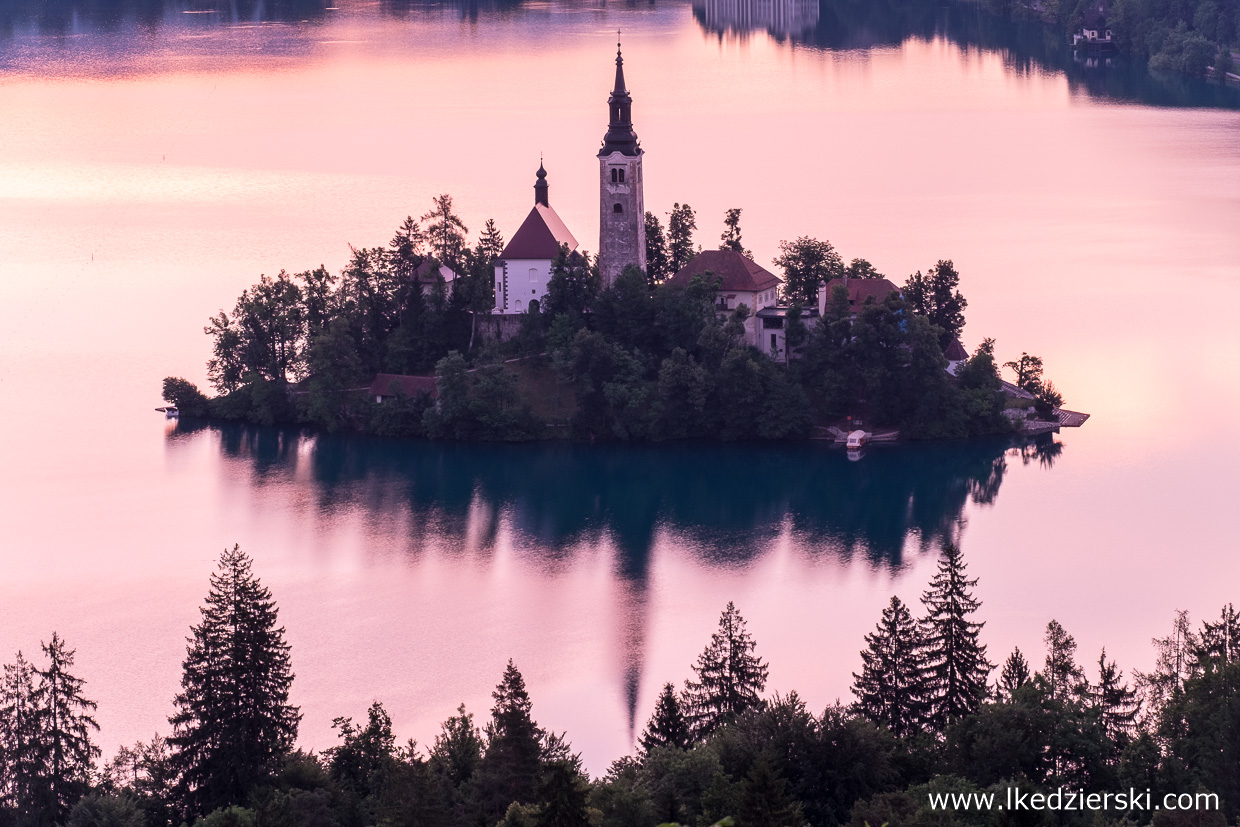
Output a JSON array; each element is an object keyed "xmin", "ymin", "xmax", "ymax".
[
  {"xmin": 0, "ymin": 0, "xmax": 329, "ymax": 33},
  {"xmin": 691, "ymin": 0, "xmax": 820, "ymax": 41},
  {"xmin": 1010, "ymin": 433, "xmax": 1062, "ymax": 469},
  {"xmin": 171, "ymin": 421, "xmax": 1049, "ymax": 573},
  {"xmin": 697, "ymin": 0, "xmax": 1240, "ymax": 109}
]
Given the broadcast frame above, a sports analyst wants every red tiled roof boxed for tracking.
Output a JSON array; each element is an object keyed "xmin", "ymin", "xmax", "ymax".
[
  {"xmin": 943, "ymin": 336, "xmax": 969, "ymax": 361},
  {"xmin": 822, "ymin": 277, "xmax": 901, "ymax": 308},
  {"xmin": 368, "ymin": 374, "xmax": 438, "ymax": 399},
  {"xmin": 666, "ymin": 250, "xmax": 782, "ymax": 293},
  {"xmin": 500, "ymin": 204, "xmax": 579, "ymax": 261}
]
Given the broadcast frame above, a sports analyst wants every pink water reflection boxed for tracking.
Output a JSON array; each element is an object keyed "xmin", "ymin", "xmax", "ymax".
[{"xmin": 1, "ymin": 1, "xmax": 1239, "ymax": 775}]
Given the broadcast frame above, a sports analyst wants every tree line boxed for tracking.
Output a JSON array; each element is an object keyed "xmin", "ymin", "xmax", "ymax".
[
  {"xmin": 165, "ymin": 200, "xmax": 1062, "ymax": 442},
  {"xmin": 3, "ymin": 544, "xmax": 1237, "ymax": 827}
]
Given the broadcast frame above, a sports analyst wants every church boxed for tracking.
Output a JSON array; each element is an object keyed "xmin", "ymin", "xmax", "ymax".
[{"xmin": 492, "ymin": 42, "xmax": 645, "ymax": 315}]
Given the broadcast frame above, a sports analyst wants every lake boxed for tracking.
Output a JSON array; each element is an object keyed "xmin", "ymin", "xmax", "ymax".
[{"xmin": 1, "ymin": 0, "xmax": 1238, "ymax": 776}]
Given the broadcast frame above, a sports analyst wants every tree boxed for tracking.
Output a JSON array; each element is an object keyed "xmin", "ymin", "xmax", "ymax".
[
  {"xmin": 852, "ymin": 596, "xmax": 929, "ymax": 739},
  {"xmin": 1197, "ymin": 603, "xmax": 1240, "ymax": 670},
  {"xmin": 161, "ymin": 377, "xmax": 210, "ymax": 417},
  {"xmin": 476, "ymin": 218, "xmax": 506, "ymax": 262},
  {"xmin": 1, "ymin": 651, "xmax": 43, "ymax": 820},
  {"xmin": 903, "ymin": 260, "xmax": 967, "ymax": 348},
  {"xmin": 920, "ymin": 544, "xmax": 992, "ymax": 730},
  {"xmin": 996, "ymin": 648, "xmax": 1031, "ymax": 700},
  {"xmin": 1138, "ymin": 609, "xmax": 1197, "ymax": 723},
  {"xmin": 1092, "ymin": 649, "xmax": 1139, "ymax": 753},
  {"xmin": 204, "ymin": 272, "xmax": 306, "ymax": 392},
  {"xmin": 475, "ymin": 661, "xmax": 545, "ymax": 821},
  {"xmin": 1002, "ymin": 352, "xmax": 1044, "ymax": 393},
  {"xmin": 773, "ymin": 237, "xmax": 844, "ymax": 306},
  {"xmin": 667, "ymin": 203, "xmax": 698, "ymax": 273},
  {"xmin": 32, "ymin": 633, "xmax": 100, "ymax": 821},
  {"xmin": 326, "ymin": 701, "xmax": 395, "ymax": 800},
  {"xmin": 644, "ymin": 211, "xmax": 671, "ymax": 286},
  {"xmin": 682, "ymin": 602, "xmax": 769, "ymax": 738},
  {"xmin": 543, "ymin": 247, "xmax": 600, "ymax": 321},
  {"xmin": 718, "ymin": 208, "xmax": 751, "ymax": 258},
  {"xmin": 639, "ymin": 684, "xmax": 693, "ymax": 753},
  {"xmin": 421, "ymin": 193, "xmax": 468, "ymax": 267},
  {"xmin": 388, "ymin": 215, "xmax": 426, "ymax": 281},
  {"xmin": 1040, "ymin": 620, "xmax": 1085, "ymax": 702},
  {"xmin": 169, "ymin": 545, "xmax": 300, "ymax": 818},
  {"xmin": 736, "ymin": 753, "xmax": 805, "ymax": 827},
  {"xmin": 846, "ymin": 258, "xmax": 884, "ymax": 279},
  {"xmin": 429, "ymin": 703, "xmax": 484, "ymax": 790}
]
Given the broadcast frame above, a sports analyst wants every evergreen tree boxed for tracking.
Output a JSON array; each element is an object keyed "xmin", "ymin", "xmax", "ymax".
[
  {"xmin": 638, "ymin": 684, "xmax": 693, "ymax": 753},
  {"xmin": 1196, "ymin": 603, "xmax": 1240, "ymax": 670},
  {"xmin": 0, "ymin": 651, "xmax": 43, "ymax": 820},
  {"xmin": 429, "ymin": 703, "xmax": 484, "ymax": 790},
  {"xmin": 168, "ymin": 545, "xmax": 300, "ymax": 818},
  {"xmin": 1040, "ymin": 620, "xmax": 1085, "ymax": 702},
  {"xmin": 31, "ymin": 633, "xmax": 100, "ymax": 821},
  {"xmin": 644, "ymin": 211, "xmax": 671, "ymax": 287},
  {"xmin": 737, "ymin": 753, "xmax": 805, "ymax": 827},
  {"xmin": 718, "ymin": 208, "xmax": 751, "ymax": 259},
  {"xmin": 326, "ymin": 701, "xmax": 396, "ymax": 800},
  {"xmin": 682, "ymin": 602, "xmax": 769, "ymax": 738},
  {"xmin": 475, "ymin": 660, "xmax": 545, "ymax": 821},
  {"xmin": 421, "ymin": 193, "xmax": 468, "ymax": 267},
  {"xmin": 477, "ymin": 218, "xmax": 506, "ymax": 262},
  {"xmin": 667, "ymin": 203, "xmax": 698, "ymax": 273},
  {"xmin": 535, "ymin": 760, "xmax": 592, "ymax": 827},
  {"xmin": 852, "ymin": 596, "xmax": 929, "ymax": 739},
  {"xmin": 920, "ymin": 544, "xmax": 992, "ymax": 730},
  {"xmin": 1092, "ymin": 649, "xmax": 1139, "ymax": 753},
  {"xmin": 996, "ymin": 648, "xmax": 1030, "ymax": 700},
  {"xmin": 1138, "ymin": 609, "xmax": 1196, "ymax": 718}
]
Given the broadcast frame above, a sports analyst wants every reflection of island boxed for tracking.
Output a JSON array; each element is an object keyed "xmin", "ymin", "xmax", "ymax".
[
  {"xmin": 692, "ymin": 0, "xmax": 819, "ymax": 41},
  {"xmin": 169, "ymin": 421, "xmax": 1061, "ymax": 572},
  {"xmin": 168, "ymin": 421, "xmax": 1058, "ymax": 731}
]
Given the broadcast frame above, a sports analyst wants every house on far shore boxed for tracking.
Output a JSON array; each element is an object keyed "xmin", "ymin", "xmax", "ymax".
[
  {"xmin": 493, "ymin": 163, "xmax": 580, "ymax": 315},
  {"xmin": 816, "ymin": 276, "xmax": 902, "ymax": 317},
  {"xmin": 1074, "ymin": 0, "xmax": 1114, "ymax": 46},
  {"xmin": 415, "ymin": 258, "xmax": 457, "ymax": 298},
  {"xmin": 369, "ymin": 373, "xmax": 437, "ymax": 404},
  {"xmin": 666, "ymin": 249, "xmax": 782, "ymax": 350}
]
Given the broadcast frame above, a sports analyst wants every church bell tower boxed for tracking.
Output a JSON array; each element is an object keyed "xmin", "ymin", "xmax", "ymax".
[{"xmin": 598, "ymin": 41, "xmax": 646, "ymax": 286}]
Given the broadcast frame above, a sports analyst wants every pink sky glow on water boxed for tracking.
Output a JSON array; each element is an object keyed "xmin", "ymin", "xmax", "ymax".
[{"xmin": 1, "ymin": 1, "xmax": 1239, "ymax": 775}]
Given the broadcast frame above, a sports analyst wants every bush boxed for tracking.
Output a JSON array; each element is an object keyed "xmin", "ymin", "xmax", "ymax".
[{"xmin": 161, "ymin": 376, "xmax": 210, "ymax": 417}]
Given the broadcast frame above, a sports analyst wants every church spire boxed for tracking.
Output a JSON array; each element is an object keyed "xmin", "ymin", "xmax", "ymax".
[
  {"xmin": 600, "ymin": 37, "xmax": 639, "ymax": 157},
  {"xmin": 534, "ymin": 159, "xmax": 548, "ymax": 207}
]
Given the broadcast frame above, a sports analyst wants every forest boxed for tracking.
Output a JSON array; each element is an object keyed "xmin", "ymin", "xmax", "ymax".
[
  {"xmin": 2, "ymin": 544, "xmax": 1237, "ymax": 827},
  {"xmin": 163, "ymin": 199, "xmax": 1060, "ymax": 443}
]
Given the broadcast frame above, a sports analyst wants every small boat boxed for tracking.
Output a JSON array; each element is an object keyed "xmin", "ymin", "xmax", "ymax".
[
  {"xmin": 846, "ymin": 429, "xmax": 869, "ymax": 449},
  {"xmin": 156, "ymin": 406, "xmax": 179, "ymax": 418}
]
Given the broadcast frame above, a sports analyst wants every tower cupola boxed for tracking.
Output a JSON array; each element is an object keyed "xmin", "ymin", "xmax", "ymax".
[
  {"xmin": 600, "ymin": 44, "xmax": 640, "ymax": 157},
  {"xmin": 534, "ymin": 161, "xmax": 549, "ymax": 207}
]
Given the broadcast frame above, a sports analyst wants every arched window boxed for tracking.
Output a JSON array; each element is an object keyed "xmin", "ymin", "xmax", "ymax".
[
  {"xmin": 613, "ymin": 203, "xmax": 623, "ymax": 213},
  {"xmin": 610, "ymin": 168, "xmax": 618, "ymax": 183},
  {"xmin": 617, "ymin": 169, "xmax": 625, "ymax": 183}
]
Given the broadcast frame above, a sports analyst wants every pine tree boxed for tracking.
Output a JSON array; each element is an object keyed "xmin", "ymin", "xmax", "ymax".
[
  {"xmin": 475, "ymin": 660, "xmax": 545, "ymax": 821},
  {"xmin": 429, "ymin": 703, "xmax": 484, "ymax": 789},
  {"xmin": 638, "ymin": 683, "xmax": 693, "ymax": 753},
  {"xmin": 1196, "ymin": 603, "xmax": 1240, "ymax": 670},
  {"xmin": 1093, "ymin": 649, "xmax": 1139, "ymax": 752},
  {"xmin": 996, "ymin": 647, "xmax": 1031, "ymax": 700},
  {"xmin": 421, "ymin": 193, "xmax": 468, "ymax": 267},
  {"xmin": 0, "ymin": 651, "xmax": 44, "ymax": 819},
  {"xmin": 31, "ymin": 633, "xmax": 100, "ymax": 821},
  {"xmin": 852, "ymin": 596, "xmax": 929, "ymax": 739},
  {"xmin": 682, "ymin": 602, "xmax": 769, "ymax": 738},
  {"xmin": 169, "ymin": 545, "xmax": 300, "ymax": 818},
  {"xmin": 1041, "ymin": 620, "xmax": 1085, "ymax": 702},
  {"xmin": 920, "ymin": 544, "xmax": 992, "ymax": 730},
  {"xmin": 737, "ymin": 753, "xmax": 805, "ymax": 827}
]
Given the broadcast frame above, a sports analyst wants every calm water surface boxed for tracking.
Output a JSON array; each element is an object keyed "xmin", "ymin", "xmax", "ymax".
[{"xmin": 1, "ymin": 0, "xmax": 1239, "ymax": 774}]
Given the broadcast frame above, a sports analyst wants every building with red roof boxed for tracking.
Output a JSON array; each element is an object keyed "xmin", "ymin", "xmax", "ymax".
[{"xmin": 493, "ymin": 163, "xmax": 579, "ymax": 314}]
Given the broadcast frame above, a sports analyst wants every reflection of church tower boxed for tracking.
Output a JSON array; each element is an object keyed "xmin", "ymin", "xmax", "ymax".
[{"xmin": 598, "ymin": 42, "xmax": 646, "ymax": 286}]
